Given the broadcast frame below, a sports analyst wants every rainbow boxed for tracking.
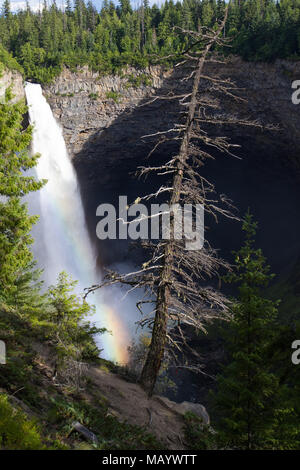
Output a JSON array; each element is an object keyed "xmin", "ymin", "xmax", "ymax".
[{"xmin": 97, "ymin": 304, "xmax": 130, "ymax": 364}]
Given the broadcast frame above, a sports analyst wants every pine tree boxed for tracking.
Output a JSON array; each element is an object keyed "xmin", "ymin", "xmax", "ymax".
[
  {"xmin": 66, "ymin": 0, "xmax": 72, "ymax": 15},
  {"xmin": 0, "ymin": 88, "xmax": 44, "ymax": 305},
  {"xmin": 43, "ymin": 272, "xmax": 105, "ymax": 386},
  {"xmin": 118, "ymin": 0, "xmax": 132, "ymax": 17},
  {"xmin": 214, "ymin": 213, "xmax": 294, "ymax": 449},
  {"xmin": 2, "ymin": 0, "xmax": 11, "ymax": 19}
]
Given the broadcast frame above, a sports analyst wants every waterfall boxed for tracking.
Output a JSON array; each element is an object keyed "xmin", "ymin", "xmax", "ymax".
[
  {"xmin": 25, "ymin": 83, "xmax": 95, "ymax": 284},
  {"xmin": 25, "ymin": 83, "xmax": 129, "ymax": 364}
]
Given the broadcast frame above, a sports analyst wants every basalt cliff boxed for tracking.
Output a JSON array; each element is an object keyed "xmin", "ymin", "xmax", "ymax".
[{"xmin": 42, "ymin": 58, "xmax": 300, "ymax": 287}]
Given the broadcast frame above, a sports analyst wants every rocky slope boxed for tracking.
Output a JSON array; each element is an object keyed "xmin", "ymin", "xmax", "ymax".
[
  {"xmin": 0, "ymin": 341, "xmax": 210, "ymax": 450},
  {"xmin": 86, "ymin": 366, "xmax": 209, "ymax": 450}
]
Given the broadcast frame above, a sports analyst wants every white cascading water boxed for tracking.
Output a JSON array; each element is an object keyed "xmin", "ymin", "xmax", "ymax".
[
  {"xmin": 25, "ymin": 83, "xmax": 95, "ymax": 283},
  {"xmin": 25, "ymin": 83, "xmax": 130, "ymax": 364}
]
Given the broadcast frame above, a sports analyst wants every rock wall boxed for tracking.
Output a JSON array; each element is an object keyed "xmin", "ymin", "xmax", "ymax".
[
  {"xmin": 43, "ymin": 59, "xmax": 300, "ymax": 272},
  {"xmin": 44, "ymin": 65, "xmax": 167, "ymax": 156},
  {"xmin": 0, "ymin": 69, "xmax": 24, "ymax": 103},
  {"xmin": 44, "ymin": 57, "xmax": 300, "ymax": 167}
]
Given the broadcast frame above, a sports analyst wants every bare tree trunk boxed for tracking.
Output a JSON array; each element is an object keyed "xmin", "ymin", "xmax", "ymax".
[
  {"xmin": 138, "ymin": 269, "xmax": 170, "ymax": 394},
  {"xmin": 139, "ymin": 14, "xmax": 228, "ymax": 396}
]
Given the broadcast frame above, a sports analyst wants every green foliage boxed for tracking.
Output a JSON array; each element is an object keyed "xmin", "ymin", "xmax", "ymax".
[
  {"xmin": 0, "ymin": 166, "xmax": 45, "ymax": 400},
  {"xmin": 88, "ymin": 91, "xmax": 98, "ymax": 100},
  {"xmin": 213, "ymin": 213, "xmax": 299, "ymax": 450},
  {"xmin": 184, "ymin": 412, "xmax": 216, "ymax": 450},
  {"xmin": 48, "ymin": 395, "xmax": 163, "ymax": 450},
  {"xmin": 0, "ymin": 0, "xmax": 299, "ymax": 83},
  {"xmin": 0, "ymin": 393, "xmax": 44, "ymax": 449},
  {"xmin": 125, "ymin": 73, "xmax": 152, "ymax": 88},
  {"xmin": 0, "ymin": 44, "xmax": 23, "ymax": 74},
  {"xmin": 39, "ymin": 272, "xmax": 105, "ymax": 382},
  {"xmin": 0, "ymin": 89, "xmax": 44, "ymax": 306},
  {"xmin": 105, "ymin": 90, "xmax": 120, "ymax": 102},
  {"xmin": 267, "ymin": 321, "xmax": 300, "ymax": 448},
  {"xmin": 18, "ymin": 43, "xmax": 62, "ymax": 83}
]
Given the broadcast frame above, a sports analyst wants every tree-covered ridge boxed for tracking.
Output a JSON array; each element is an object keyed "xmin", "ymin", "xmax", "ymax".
[{"xmin": 0, "ymin": 0, "xmax": 299, "ymax": 83}]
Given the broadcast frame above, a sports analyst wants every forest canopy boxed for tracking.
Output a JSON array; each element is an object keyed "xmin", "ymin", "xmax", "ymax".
[{"xmin": 0, "ymin": 0, "xmax": 299, "ymax": 83}]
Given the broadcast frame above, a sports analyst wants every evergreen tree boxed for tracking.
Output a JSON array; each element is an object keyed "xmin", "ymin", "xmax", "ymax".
[
  {"xmin": 214, "ymin": 213, "xmax": 296, "ymax": 449},
  {"xmin": 118, "ymin": 0, "xmax": 132, "ymax": 17},
  {"xmin": 66, "ymin": 0, "xmax": 72, "ymax": 15},
  {"xmin": 43, "ymin": 272, "xmax": 105, "ymax": 384},
  {"xmin": 0, "ymin": 87, "xmax": 44, "ymax": 305},
  {"xmin": 0, "ymin": 0, "xmax": 299, "ymax": 82},
  {"xmin": 2, "ymin": 0, "xmax": 11, "ymax": 19}
]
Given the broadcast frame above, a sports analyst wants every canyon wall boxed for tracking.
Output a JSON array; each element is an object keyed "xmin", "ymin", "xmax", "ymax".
[
  {"xmin": 44, "ymin": 57, "xmax": 300, "ymax": 168},
  {"xmin": 43, "ymin": 57, "xmax": 300, "ymax": 271},
  {"xmin": 44, "ymin": 65, "xmax": 167, "ymax": 156},
  {"xmin": 44, "ymin": 58, "xmax": 300, "ymax": 329},
  {"xmin": 44, "ymin": 57, "xmax": 300, "ymax": 403}
]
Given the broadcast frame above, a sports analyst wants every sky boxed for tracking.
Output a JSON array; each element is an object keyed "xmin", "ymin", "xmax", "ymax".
[
  {"xmin": 9, "ymin": 1, "xmax": 103, "ymax": 12},
  {"xmin": 8, "ymin": 0, "xmax": 163, "ymax": 13}
]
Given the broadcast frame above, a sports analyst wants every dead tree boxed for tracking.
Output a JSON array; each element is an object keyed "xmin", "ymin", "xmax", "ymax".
[{"xmin": 86, "ymin": 8, "xmax": 273, "ymax": 396}]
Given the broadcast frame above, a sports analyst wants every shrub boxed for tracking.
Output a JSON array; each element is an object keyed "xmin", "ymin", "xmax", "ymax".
[
  {"xmin": 184, "ymin": 412, "xmax": 216, "ymax": 450},
  {"xmin": 89, "ymin": 92, "xmax": 98, "ymax": 100},
  {"xmin": 125, "ymin": 73, "xmax": 152, "ymax": 89},
  {"xmin": 105, "ymin": 91, "xmax": 120, "ymax": 102},
  {"xmin": 0, "ymin": 394, "xmax": 44, "ymax": 449}
]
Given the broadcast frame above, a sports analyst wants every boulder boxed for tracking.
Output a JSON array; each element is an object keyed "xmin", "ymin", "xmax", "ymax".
[{"xmin": 154, "ymin": 396, "xmax": 210, "ymax": 425}]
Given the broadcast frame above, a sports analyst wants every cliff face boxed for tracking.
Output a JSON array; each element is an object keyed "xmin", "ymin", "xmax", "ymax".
[
  {"xmin": 0, "ymin": 69, "xmax": 24, "ymax": 102},
  {"xmin": 45, "ymin": 57, "xmax": 300, "ymax": 167},
  {"xmin": 43, "ymin": 57, "xmax": 300, "ymax": 271},
  {"xmin": 44, "ymin": 65, "xmax": 167, "ymax": 156}
]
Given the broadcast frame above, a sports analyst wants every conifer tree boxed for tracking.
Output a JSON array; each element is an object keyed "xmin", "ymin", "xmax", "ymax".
[
  {"xmin": 118, "ymin": 0, "xmax": 132, "ymax": 17},
  {"xmin": 0, "ymin": 0, "xmax": 299, "ymax": 82},
  {"xmin": 214, "ymin": 213, "xmax": 295, "ymax": 449},
  {"xmin": 44, "ymin": 272, "xmax": 105, "ymax": 387},
  {"xmin": 0, "ymin": 87, "xmax": 44, "ymax": 306}
]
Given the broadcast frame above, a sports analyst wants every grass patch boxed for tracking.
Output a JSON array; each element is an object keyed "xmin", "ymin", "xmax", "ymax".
[
  {"xmin": 89, "ymin": 92, "xmax": 98, "ymax": 100},
  {"xmin": 105, "ymin": 91, "xmax": 120, "ymax": 103},
  {"xmin": 0, "ymin": 393, "xmax": 45, "ymax": 450},
  {"xmin": 125, "ymin": 73, "xmax": 152, "ymax": 89}
]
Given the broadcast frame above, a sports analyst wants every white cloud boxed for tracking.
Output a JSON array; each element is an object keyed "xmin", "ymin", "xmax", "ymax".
[
  {"xmin": 11, "ymin": 1, "xmax": 44, "ymax": 12},
  {"xmin": 10, "ymin": 0, "xmax": 68, "ymax": 12},
  {"xmin": 9, "ymin": 0, "xmax": 164, "ymax": 13}
]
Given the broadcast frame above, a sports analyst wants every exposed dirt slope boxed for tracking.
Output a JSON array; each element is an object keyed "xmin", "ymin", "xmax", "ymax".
[{"xmin": 87, "ymin": 366, "xmax": 187, "ymax": 450}]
